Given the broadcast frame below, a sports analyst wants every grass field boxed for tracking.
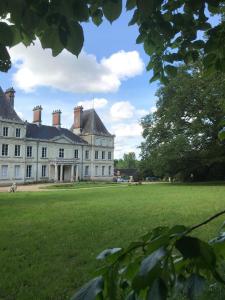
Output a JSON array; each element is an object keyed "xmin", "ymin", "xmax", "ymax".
[{"xmin": 0, "ymin": 183, "xmax": 225, "ymax": 299}]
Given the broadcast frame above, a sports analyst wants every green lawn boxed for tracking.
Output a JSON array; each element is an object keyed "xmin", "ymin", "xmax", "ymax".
[{"xmin": 0, "ymin": 183, "xmax": 225, "ymax": 299}]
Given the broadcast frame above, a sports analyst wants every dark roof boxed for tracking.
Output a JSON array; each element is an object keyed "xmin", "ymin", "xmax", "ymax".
[
  {"xmin": 71, "ymin": 109, "xmax": 112, "ymax": 136},
  {"xmin": 26, "ymin": 123, "xmax": 88, "ymax": 144},
  {"xmin": 0, "ymin": 87, "xmax": 23, "ymax": 122}
]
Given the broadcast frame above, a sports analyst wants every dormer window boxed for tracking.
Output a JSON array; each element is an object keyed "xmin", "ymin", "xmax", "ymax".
[{"xmin": 3, "ymin": 127, "xmax": 8, "ymax": 137}]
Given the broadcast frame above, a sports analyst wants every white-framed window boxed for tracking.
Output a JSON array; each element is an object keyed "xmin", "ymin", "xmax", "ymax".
[
  {"xmin": 102, "ymin": 166, "xmax": 105, "ymax": 176},
  {"xmin": 14, "ymin": 165, "xmax": 20, "ymax": 178},
  {"xmin": 74, "ymin": 149, "xmax": 79, "ymax": 159},
  {"xmin": 15, "ymin": 128, "xmax": 21, "ymax": 138},
  {"xmin": 108, "ymin": 152, "xmax": 112, "ymax": 160},
  {"xmin": 1, "ymin": 165, "xmax": 8, "ymax": 178},
  {"xmin": 42, "ymin": 165, "xmax": 47, "ymax": 177},
  {"xmin": 102, "ymin": 151, "xmax": 105, "ymax": 160},
  {"xmin": 3, "ymin": 127, "xmax": 8, "ymax": 137},
  {"xmin": 27, "ymin": 146, "xmax": 32, "ymax": 158},
  {"xmin": 26, "ymin": 165, "xmax": 32, "ymax": 178},
  {"xmin": 85, "ymin": 150, "xmax": 89, "ymax": 159},
  {"xmin": 59, "ymin": 148, "xmax": 64, "ymax": 158},
  {"xmin": 14, "ymin": 145, "xmax": 21, "ymax": 157},
  {"xmin": 42, "ymin": 147, "xmax": 47, "ymax": 158},
  {"xmin": 95, "ymin": 151, "xmax": 98, "ymax": 159},
  {"xmin": 108, "ymin": 166, "xmax": 112, "ymax": 176},
  {"xmin": 85, "ymin": 166, "xmax": 89, "ymax": 176},
  {"xmin": 2, "ymin": 144, "xmax": 8, "ymax": 156},
  {"xmin": 95, "ymin": 165, "xmax": 98, "ymax": 176}
]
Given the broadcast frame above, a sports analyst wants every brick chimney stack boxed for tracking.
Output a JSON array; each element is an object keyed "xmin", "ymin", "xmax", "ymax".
[
  {"xmin": 52, "ymin": 110, "xmax": 61, "ymax": 128},
  {"xmin": 5, "ymin": 87, "xmax": 15, "ymax": 108},
  {"xmin": 73, "ymin": 106, "xmax": 83, "ymax": 134},
  {"xmin": 33, "ymin": 106, "xmax": 42, "ymax": 125}
]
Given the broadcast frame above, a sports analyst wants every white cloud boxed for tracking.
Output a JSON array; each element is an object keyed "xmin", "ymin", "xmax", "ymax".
[
  {"xmin": 111, "ymin": 122, "xmax": 142, "ymax": 137},
  {"xmin": 150, "ymin": 106, "xmax": 157, "ymax": 113},
  {"xmin": 10, "ymin": 41, "xmax": 144, "ymax": 93},
  {"xmin": 110, "ymin": 101, "xmax": 135, "ymax": 121},
  {"xmin": 77, "ymin": 98, "xmax": 108, "ymax": 110}
]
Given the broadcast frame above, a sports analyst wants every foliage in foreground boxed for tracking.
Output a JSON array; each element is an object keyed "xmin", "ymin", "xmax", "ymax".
[
  {"xmin": 72, "ymin": 211, "xmax": 225, "ymax": 300},
  {"xmin": 1, "ymin": 0, "xmax": 225, "ymax": 82}
]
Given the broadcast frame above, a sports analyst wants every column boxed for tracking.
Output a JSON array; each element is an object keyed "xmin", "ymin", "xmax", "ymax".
[
  {"xmin": 48, "ymin": 164, "xmax": 51, "ymax": 181},
  {"xmin": 76, "ymin": 165, "xmax": 79, "ymax": 181},
  {"xmin": 54, "ymin": 164, "xmax": 58, "ymax": 182},
  {"xmin": 60, "ymin": 164, "xmax": 63, "ymax": 182},
  {"xmin": 71, "ymin": 164, "xmax": 74, "ymax": 182}
]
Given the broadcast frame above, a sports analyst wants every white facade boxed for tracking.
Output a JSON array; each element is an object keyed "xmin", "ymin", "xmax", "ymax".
[{"xmin": 0, "ymin": 91, "xmax": 114, "ymax": 185}]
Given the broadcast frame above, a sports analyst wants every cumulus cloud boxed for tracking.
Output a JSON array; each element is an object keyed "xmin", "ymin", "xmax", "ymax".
[
  {"xmin": 111, "ymin": 122, "xmax": 142, "ymax": 137},
  {"xmin": 77, "ymin": 98, "xmax": 108, "ymax": 110},
  {"xmin": 9, "ymin": 41, "xmax": 144, "ymax": 93},
  {"xmin": 110, "ymin": 101, "xmax": 135, "ymax": 121}
]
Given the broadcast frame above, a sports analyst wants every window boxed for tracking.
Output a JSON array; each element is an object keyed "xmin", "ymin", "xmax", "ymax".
[
  {"xmin": 27, "ymin": 146, "xmax": 32, "ymax": 158},
  {"xmin": 108, "ymin": 166, "xmax": 112, "ymax": 176},
  {"xmin": 42, "ymin": 165, "xmax": 47, "ymax": 177},
  {"xmin": 14, "ymin": 165, "xmax": 20, "ymax": 178},
  {"xmin": 3, "ymin": 127, "xmax": 8, "ymax": 137},
  {"xmin": 16, "ymin": 128, "xmax": 21, "ymax": 137},
  {"xmin": 85, "ymin": 166, "xmax": 89, "ymax": 176},
  {"xmin": 42, "ymin": 147, "xmax": 47, "ymax": 158},
  {"xmin": 102, "ymin": 166, "xmax": 105, "ymax": 176},
  {"xmin": 85, "ymin": 150, "xmax": 89, "ymax": 159},
  {"xmin": 1, "ymin": 165, "xmax": 8, "ymax": 178},
  {"xmin": 2, "ymin": 144, "xmax": 8, "ymax": 156},
  {"xmin": 108, "ymin": 152, "xmax": 112, "ymax": 160},
  {"xmin": 26, "ymin": 165, "xmax": 32, "ymax": 178},
  {"xmin": 74, "ymin": 149, "xmax": 79, "ymax": 159},
  {"xmin": 14, "ymin": 145, "xmax": 21, "ymax": 157},
  {"xmin": 95, "ymin": 166, "xmax": 98, "ymax": 176},
  {"xmin": 95, "ymin": 151, "xmax": 98, "ymax": 159},
  {"xmin": 102, "ymin": 151, "xmax": 105, "ymax": 160},
  {"xmin": 59, "ymin": 148, "xmax": 64, "ymax": 158}
]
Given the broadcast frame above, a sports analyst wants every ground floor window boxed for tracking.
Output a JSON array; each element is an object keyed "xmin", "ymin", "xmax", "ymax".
[
  {"xmin": 26, "ymin": 165, "xmax": 32, "ymax": 178},
  {"xmin": 42, "ymin": 165, "xmax": 47, "ymax": 177},
  {"xmin": 102, "ymin": 166, "xmax": 105, "ymax": 176},
  {"xmin": 1, "ymin": 165, "xmax": 8, "ymax": 178},
  {"xmin": 14, "ymin": 165, "xmax": 20, "ymax": 178},
  {"xmin": 85, "ymin": 166, "xmax": 89, "ymax": 176},
  {"xmin": 95, "ymin": 166, "xmax": 98, "ymax": 176}
]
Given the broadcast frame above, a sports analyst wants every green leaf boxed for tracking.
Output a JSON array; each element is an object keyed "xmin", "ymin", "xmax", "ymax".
[
  {"xmin": 65, "ymin": 21, "xmax": 84, "ymax": 56},
  {"xmin": 126, "ymin": 0, "xmax": 136, "ymax": 11},
  {"xmin": 164, "ymin": 65, "xmax": 177, "ymax": 77},
  {"xmin": 96, "ymin": 248, "xmax": 122, "ymax": 260},
  {"xmin": 91, "ymin": 9, "xmax": 103, "ymax": 26},
  {"xmin": 40, "ymin": 27, "xmax": 64, "ymax": 56},
  {"xmin": 103, "ymin": 0, "xmax": 122, "ymax": 23},
  {"xmin": 147, "ymin": 278, "xmax": 167, "ymax": 300},
  {"xmin": 0, "ymin": 44, "xmax": 11, "ymax": 72},
  {"xmin": 0, "ymin": 22, "xmax": 14, "ymax": 46},
  {"xmin": 218, "ymin": 129, "xmax": 225, "ymax": 141},
  {"xmin": 71, "ymin": 276, "xmax": 103, "ymax": 300}
]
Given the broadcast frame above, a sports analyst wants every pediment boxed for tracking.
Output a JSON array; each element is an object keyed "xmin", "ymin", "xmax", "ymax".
[{"xmin": 51, "ymin": 135, "xmax": 72, "ymax": 144}]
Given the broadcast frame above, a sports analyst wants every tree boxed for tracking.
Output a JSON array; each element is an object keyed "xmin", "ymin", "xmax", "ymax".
[
  {"xmin": 1, "ymin": 0, "xmax": 225, "ymax": 82},
  {"xmin": 114, "ymin": 152, "xmax": 138, "ymax": 169},
  {"xmin": 140, "ymin": 62, "xmax": 225, "ymax": 181}
]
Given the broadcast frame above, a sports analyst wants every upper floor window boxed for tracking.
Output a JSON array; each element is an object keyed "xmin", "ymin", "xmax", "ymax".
[
  {"xmin": 85, "ymin": 150, "xmax": 89, "ymax": 159},
  {"xmin": 59, "ymin": 148, "xmax": 64, "ymax": 158},
  {"xmin": 27, "ymin": 146, "xmax": 32, "ymax": 158},
  {"xmin": 2, "ymin": 144, "xmax": 8, "ymax": 156},
  {"xmin": 42, "ymin": 147, "xmax": 47, "ymax": 158},
  {"xmin": 26, "ymin": 165, "xmax": 32, "ymax": 178},
  {"xmin": 74, "ymin": 149, "xmax": 79, "ymax": 159},
  {"xmin": 14, "ymin": 145, "xmax": 21, "ymax": 157},
  {"xmin": 3, "ymin": 127, "xmax": 8, "ymax": 137},
  {"xmin": 102, "ymin": 151, "xmax": 105, "ymax": 160},
  {"xmin": 1, "ymin": 165, "xmax": 8, "ymax": 178},
  {"xmin": 108, "ymin": 152, "xmax": 112, "ymax": 160},
  {"xmin": 42, "ymin": 165, "xmax": 47, "ymax": 177},
  {"xmin": 15, "ymin": 128, "xmax": 21, "ymax": 138},
  {"xmin": 95, "ymin": 151, "xmax": 98, "ymax": 159}
]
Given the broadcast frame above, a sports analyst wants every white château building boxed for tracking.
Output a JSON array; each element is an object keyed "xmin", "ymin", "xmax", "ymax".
[{"xmin": 0, "ymin": 87, "xmax": 114, "ymax": 185}]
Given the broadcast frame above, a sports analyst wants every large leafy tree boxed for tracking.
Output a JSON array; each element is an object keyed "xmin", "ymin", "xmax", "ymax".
[
  {"xmin": 140, "ymin": 62, "xmax": 225, "ymax": 180},
  {"xmin": 1, "ymin": 0, "xmax": 225, "ymax": 81},
  {"xmin": 115, "ymin": 152, "xmax": 138, "ymax": 169}
]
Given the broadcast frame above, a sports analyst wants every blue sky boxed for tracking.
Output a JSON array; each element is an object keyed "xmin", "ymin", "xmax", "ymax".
[{"xmin": 1, "ymin": 10, "xmax": 159, "ymax": 158}]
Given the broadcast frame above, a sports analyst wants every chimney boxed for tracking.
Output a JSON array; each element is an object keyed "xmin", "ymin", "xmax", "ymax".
[
  {"xmin": 5, "ymin": 87, "xmax": 15, "ymax": 108},
  {"xmin": 52, "ymin": 110, "xmax": 61, "ymax": 128},
  {"xmin": 73, "ymin": 106, "xmax": 83, "ymax": 134},
  {"xmin": 33, "ymin": 105, "xmax": 42, "ymax": 125}
]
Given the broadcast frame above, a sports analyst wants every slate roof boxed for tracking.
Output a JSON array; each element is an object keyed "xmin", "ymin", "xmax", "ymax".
[
  {"xmin": 71, "ymin": 109, "xmax": 112, "ymax": 136},
  {"xmin": 26, "ymin": 123, "xmax": 88, "ymax": 144},
  {"xmin": 0, "ymin": 87, "xmax": 23, "ymax": 123}
]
